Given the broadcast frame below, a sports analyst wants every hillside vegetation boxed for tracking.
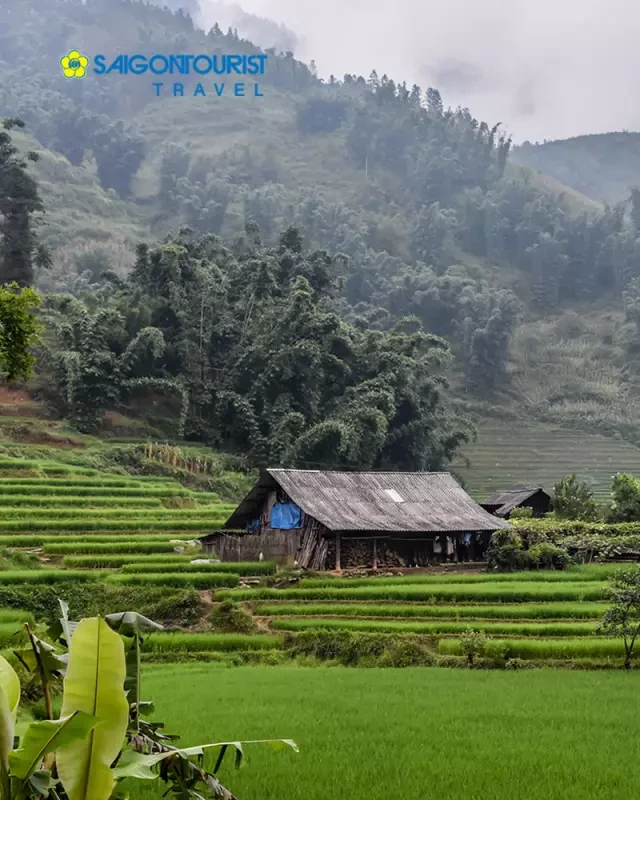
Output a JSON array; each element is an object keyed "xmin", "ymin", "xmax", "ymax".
[
  {"xmin": 2, "ymin": 0, "xmax": 640, "ymax": 483},
  {"xmin": 513, "ymin": 133, "xmax": 640, "ymax": 205}
]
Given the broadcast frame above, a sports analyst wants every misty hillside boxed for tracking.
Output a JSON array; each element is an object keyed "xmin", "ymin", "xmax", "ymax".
[
  {"xmin": 2, "ymin": 0, "xmax": 640, "ymax": 486},
  {"xmin": 512, "ymin": 133, "xmax": 640, "ymax": 205}
]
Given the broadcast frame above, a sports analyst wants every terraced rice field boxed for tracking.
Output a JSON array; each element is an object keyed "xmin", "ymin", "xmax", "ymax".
[
  {"xmin": 0, "ymin": 456, "xmax": 272, "ymax": 591},
  {"xmin": 222, "ymin": 562, "xmax": 632, "ymax": 666},
  {"xmin": 0, "ymin": 451, "xmax": 632, "ymax": 667},
  {"xmin": 452, "ymin": 417, "xmax": 640, "ymax": 500}
]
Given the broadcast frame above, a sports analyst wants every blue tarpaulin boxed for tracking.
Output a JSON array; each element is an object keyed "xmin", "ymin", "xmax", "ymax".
[
  {"xmin": 270, "ymin": 502, "xmax": 303, "ymax": 529},
  {"xmin": 246, "ymin": 518, "xmax": 260, "ymax": 533}
]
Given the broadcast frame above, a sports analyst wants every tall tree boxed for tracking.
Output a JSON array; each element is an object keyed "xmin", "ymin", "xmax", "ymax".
[{"xmin": 0, "ymin": 119, "xmax": 44, "ymax": 287}]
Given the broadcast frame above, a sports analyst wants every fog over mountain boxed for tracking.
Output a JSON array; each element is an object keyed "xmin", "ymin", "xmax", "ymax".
[{"xmin": 198, "ymin": 0, "xmax": 640, "ymax": 142}]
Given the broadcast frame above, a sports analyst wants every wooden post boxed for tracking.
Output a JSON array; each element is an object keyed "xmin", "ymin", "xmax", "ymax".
[
  {"xmin": 335, "ymin": 532, "xmax": 341, "ymax": 571},
  {"xmin": 372, "ymin": 537, "xmax": 377, "ymax": 570}
]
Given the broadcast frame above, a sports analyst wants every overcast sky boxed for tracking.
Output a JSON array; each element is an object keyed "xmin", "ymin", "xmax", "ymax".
[{"xmin": 200, "ymin": 0, "xmax": 639, "ymax": 142}]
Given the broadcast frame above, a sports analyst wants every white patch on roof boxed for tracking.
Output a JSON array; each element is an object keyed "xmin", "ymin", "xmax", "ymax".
[{"xmin": 384, "ymin": 488, "xmax": 404, "ymax": 503}]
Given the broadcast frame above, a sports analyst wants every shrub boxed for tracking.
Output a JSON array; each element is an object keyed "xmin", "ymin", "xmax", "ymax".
[
  {"xmin": 210, "ymin": 602, "xmax": 255, "ymax": 633},
  {"xmin": 0, "ymin": 582, "xmax": 202, "ymax": 623},
  {"xmin": 527, "ymin": 543, "xmax": 572, "ymax": 570},
  {"xmin": 487, "ymin": 528, "xmax": 527, "ymax": 570},
  {"xmin": 283, "ymin": 629, "xmax": 432, "ymax": 667},
  {"xmin": 460, "ymin": 629, "xmax": 486, "ymax": 665},
  {"xmin": 509, "ymin": 507, "xmax": 533, "ymax": 519}
]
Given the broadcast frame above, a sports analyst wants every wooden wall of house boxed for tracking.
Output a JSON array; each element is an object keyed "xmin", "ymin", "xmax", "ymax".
[
  {"xmin": 203, "ymin": 528, "xmax": 303, "ymax": 563},
  {"xmin": 520, "ymin": 492, "xmax": 551, "ymax": 518}
]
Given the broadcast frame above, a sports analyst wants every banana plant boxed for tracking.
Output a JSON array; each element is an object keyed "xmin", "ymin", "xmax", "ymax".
[{"xmin": 0, "ymin": 607, "xmax": 298, "ymax": 800}]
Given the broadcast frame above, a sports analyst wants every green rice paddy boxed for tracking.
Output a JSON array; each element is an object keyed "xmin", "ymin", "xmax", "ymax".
[{"xmin": 134, "ymin": 665, "xmax": 640, "ymax": 799}]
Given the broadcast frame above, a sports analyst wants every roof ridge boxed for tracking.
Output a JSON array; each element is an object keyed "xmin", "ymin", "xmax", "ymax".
[{"xmin": 267, "ymin": 469, "xmax": 451, "ymax": 475}]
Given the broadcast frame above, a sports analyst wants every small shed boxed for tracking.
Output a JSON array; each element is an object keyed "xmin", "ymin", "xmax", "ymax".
[
  {"xmin": 481, "ymin": 484, "xmax": 551, "ymax": 519},
  {"xmin": 200, "ymin": 469, "xmax": 511, "ymax": 570}
]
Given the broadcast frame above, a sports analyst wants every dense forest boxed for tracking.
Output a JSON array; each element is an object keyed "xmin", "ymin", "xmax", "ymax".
[{"xmin": 3, "ymin": 0, "xmax": 640, "ymax": 464}]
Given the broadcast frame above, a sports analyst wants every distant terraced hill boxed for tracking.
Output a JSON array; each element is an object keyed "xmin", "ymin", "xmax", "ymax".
[{"xmin": 453, "ymin": 418, "xmax": 640, "ymax": 502}]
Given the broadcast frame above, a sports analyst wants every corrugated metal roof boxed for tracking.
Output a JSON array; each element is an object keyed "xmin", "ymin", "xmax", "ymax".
[
  {"xmin": 224, "ymin": 469, "xmax": 511, "ymax": 533},
  {"xmin": 481, "ymin": 484, "xmax": 547, "ymax": 517}
]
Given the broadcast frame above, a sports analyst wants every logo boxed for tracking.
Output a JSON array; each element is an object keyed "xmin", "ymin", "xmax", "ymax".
[
  {"xmin": 60, "ymin": 50, "xmax": 89, "ymax": 79},
  {"xmin": 56, "ymin": 51, "xmax": 267, "ymax": 97}
]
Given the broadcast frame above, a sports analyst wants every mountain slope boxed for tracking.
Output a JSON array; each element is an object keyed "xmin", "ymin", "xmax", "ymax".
[
  {"xmin": 512, "ymin": 132, "xmax": 640, "ymax": 205},
  {"xmin": 3, "ymin": 0, "xmax": 640, "ymax": 488}
]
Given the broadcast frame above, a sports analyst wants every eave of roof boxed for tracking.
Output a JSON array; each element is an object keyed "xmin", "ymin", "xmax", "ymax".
[{"xmin": 222, "ymin": 469, "xmax": 511, "ymax": 533}]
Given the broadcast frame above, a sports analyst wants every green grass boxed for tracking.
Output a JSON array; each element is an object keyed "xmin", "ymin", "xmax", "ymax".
[
  {"xmin": 253, "ymin": 602, "xmax": 610, "ymax": 620},
  {"xmin": 0, "ymin": 519, "xmax": 221, "ymax": 532},
  {"xmin": 298, "ymin": 566, "xmax": 615, "ymax": 587},
  {"xmin": 218, "ymin": 582, "xmax": 606, "ymax": 603},
  {"xmin": 0, "ymin": 570, "xmax": 103, "ymax": 584},
  {"xmin": 50, "ymin": 542, "xmax": 180, "ymax": 555},
  {"xmin": 62, "ymin": 554, "xmax": 206, "ymax": 568},
  {"xmin": 0, "ymin": 477, "xmax": 180, "ymax": 488},
  {"xmin": 0, "ymin": 508, "xmax": 228, "ymax": 519},
  {"xmin": 272, "ymin": 618, "xmax": 600, "ymax": 637},
  {"xmin": 0, "ymin": 534, "xmax": 203, "ymax": 547},
  {"xmin": 0, "ymin": 497, "xmax": 165, "ymax": 508},
  {"xmin": 132, "ymin": 666, "xmax": 640, "ymax": 798},
  {"xmin": 0, "ymin": 608, "xmax": 32, "ymax": 625},
  {"xmin": 111, "ymin": 573, "xmax": 240, "ymax": 588},
  {"xmin": 0, "ymin": 485, "xmax": 187, "ymax": 497},
  {"xmin": 439, "ymin": 637, "xmax": 626, "ymax": 660},
  {"xmin": 121, "ymin": 561, "xmax": 275, "ymax": 575},
  {"xmin": 0, "ymin": 623, "xmax": 24, "ymax": 648},
  {"xmin": 143, "ymin": 633, "xmax": 282, "ymax": 652}
]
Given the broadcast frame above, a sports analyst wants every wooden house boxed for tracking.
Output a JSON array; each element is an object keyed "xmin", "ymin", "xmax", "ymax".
[
  {"xmin": 200, "ymin": 469, "xmax": 511, "ymax": 570},
  {"xmin": 481, "ymin": 484, "xmax": 551, "ymax": 519}
]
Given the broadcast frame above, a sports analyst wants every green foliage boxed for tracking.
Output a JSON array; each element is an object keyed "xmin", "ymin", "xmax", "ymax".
[
  {"xmin": 599, "ymin": 568, "xmax": 640, "ymax": 668},
  {"xmin": 487, "ymin": 528, "xmax": 527, "ymax": 570},
  {"xmin": 0, "ymin": 583, "xmax": 203, "ymax": 625},
  {"xmin": 38, "ymin": 229, "xmax": 472, "ymax": 467},
  {"xmin": 0, "ymin": 119, "xmax": 45, "ymax": 288},
  {"xmin": 0, "ymin": 608, "xmax": 296, "ymax": 799},
  {"xmin": 121, "ymin": 561, "xmax": 275, "ymax": 575},
  {"xmin": 210, "ymin": 602, "xmax": 255, "ymax": 634},
  {"xmin": 0, "ymin": 282, "xmax": 41, "ymax": 382},
  {"xmin": 509, "ymin": 507, "xmax": 533, "ymax": 519},
  {"xmin": 527, "ymin": 543, "xmax": 572, "ymax": 570},
  {"xmin": 271, "ymin": 617, "xmax": 599, "ymax": 638},
  {"xmin": 460, "ymin": 629, "xmax": 486, "ymax": 665},
  {"xmin": 112, "ymin": 572, "xmax": 240, "ymax": 589},
  {"xmin": 607, "ymin": 474, "xmax": 640, "ymax": 522},
  {"xmin": 552, "ymin": 475, "xmax": 599, "ymax": 521},
  {"xmin": 143, "ymin": 633, "xmax": 282, "ymax": 653},
  {"xmin": 255, "ymin": 602, "xmax": 609, "ymax": 620},
  {"xmin": 219, "ymin": 581, "xmax": 605, "ymax": 603},
  {"xmin": 283, "ymin": 629, "xmax": 433, "ymax": 667},
  {"xmin": 439, "ymin": 637, "xmax": 628, "ymax": 661}
]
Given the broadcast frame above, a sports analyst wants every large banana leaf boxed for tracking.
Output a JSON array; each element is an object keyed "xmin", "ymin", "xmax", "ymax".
[
  {"xmin": 115, "ymin": 738, "xmax": 299, "ymax": 780},
  {"xmin": 9, "ymin": 711, "xmax": 98, "ymax": 782},
  {"xmin": 56, "ymin": 618, "xmax": 129, "ymax": 800},
  {"xmin": 0, "ymin": 655, "xmax": 20, "ymax": 799}
]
